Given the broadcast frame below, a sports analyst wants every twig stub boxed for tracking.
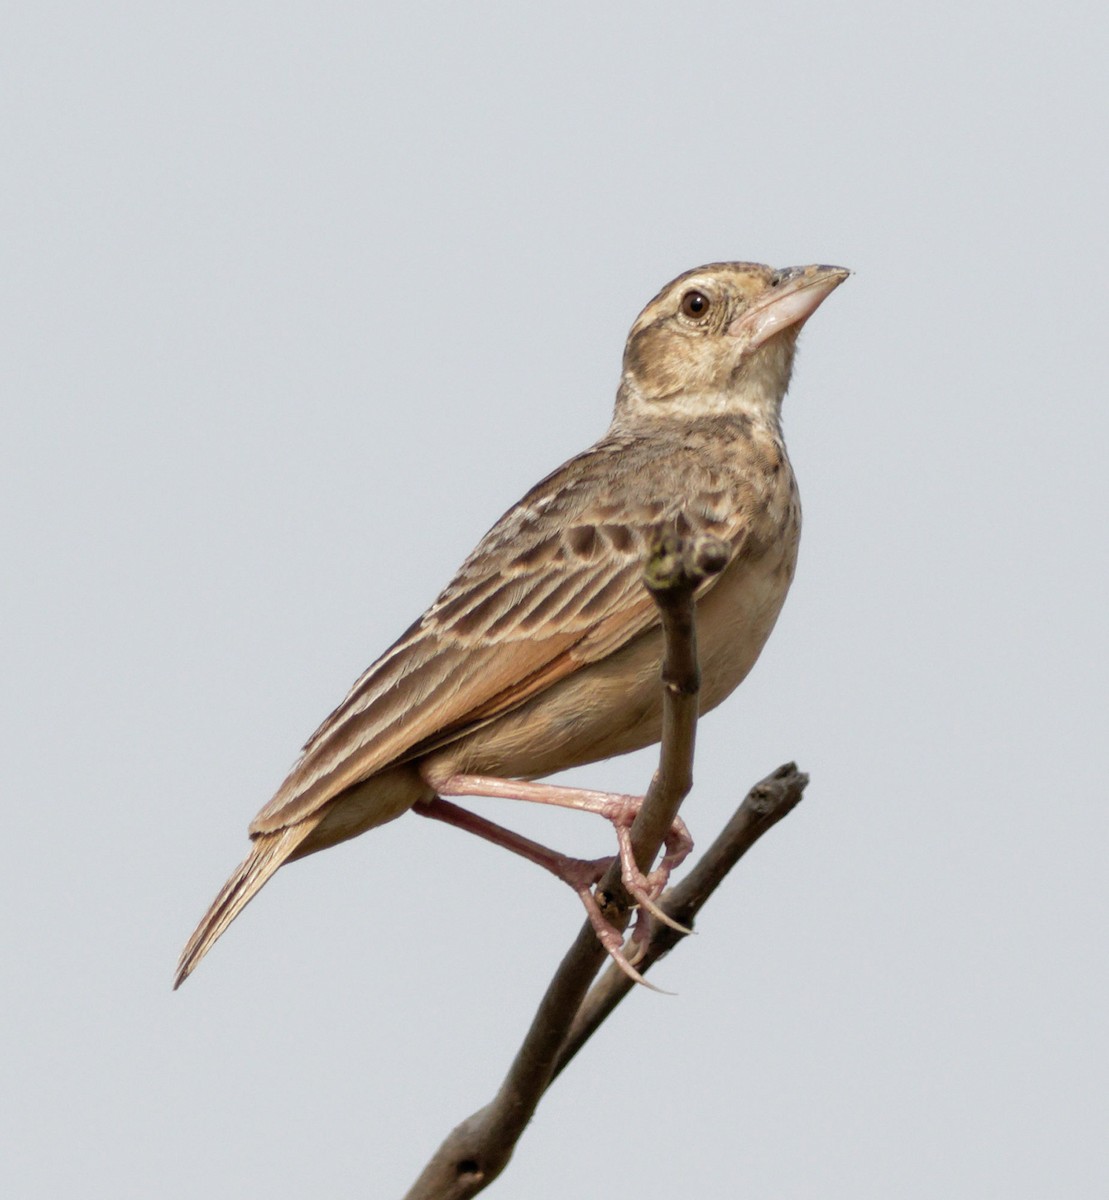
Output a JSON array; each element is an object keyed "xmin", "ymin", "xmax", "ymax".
[{"xmin": 643, "ymin": 530, "xmax": 730, "ymax": 594}]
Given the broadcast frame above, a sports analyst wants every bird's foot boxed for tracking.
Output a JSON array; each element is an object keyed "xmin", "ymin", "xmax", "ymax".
[
  {"xmin": 609, "ymin": 807, "xmax": 693, "ymax": 935},
  {"xmin": 412, "ymin": 796, "xmax": 657, "ymax": 984},
  {"xmin": 415, "ymin": 777, "xmax": 691, "ymax": 984}
]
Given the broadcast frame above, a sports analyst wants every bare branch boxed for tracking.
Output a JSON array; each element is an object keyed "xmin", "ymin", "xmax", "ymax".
[
  {"xmin": 551, "ymin": 762, "xmax": 809, "ymax": 1080},
  {"xmin": 402, "ymin": 534, "xmax": 796, "ymax": 1199}
]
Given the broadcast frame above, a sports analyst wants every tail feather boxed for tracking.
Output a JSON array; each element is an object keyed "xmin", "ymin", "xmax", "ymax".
[{"xmin": 174, "ymin": 822, "xmax": 316, "ymax": 989}]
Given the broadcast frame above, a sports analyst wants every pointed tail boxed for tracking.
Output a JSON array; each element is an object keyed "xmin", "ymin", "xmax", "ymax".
[{"xmin": 174, "ymin": 823, "xmax": 316, "ymax": 989}]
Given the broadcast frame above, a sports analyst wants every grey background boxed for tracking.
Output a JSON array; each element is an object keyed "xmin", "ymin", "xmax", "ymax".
[{"xmin": 4, "ymin": 2, "xmax": 1107, "ymax": 1196}]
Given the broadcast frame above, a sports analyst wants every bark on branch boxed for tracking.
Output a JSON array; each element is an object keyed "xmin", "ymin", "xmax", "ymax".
[{"xmin": 403, "ymin": 534, "xmax": 807, "ymax": 1199}]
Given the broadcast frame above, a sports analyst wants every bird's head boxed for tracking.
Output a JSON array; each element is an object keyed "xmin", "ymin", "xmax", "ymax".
[{"xmin": 614, "ymin": 262, "xmax": 849, "ymax": 427}]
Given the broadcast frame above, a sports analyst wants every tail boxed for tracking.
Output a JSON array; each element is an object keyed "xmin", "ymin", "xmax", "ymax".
[{"xmin": 174, "ymin": 822, "xmax": 316, "ymax": 989}]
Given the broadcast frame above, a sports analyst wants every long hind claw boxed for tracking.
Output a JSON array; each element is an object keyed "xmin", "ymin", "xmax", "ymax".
[
  {"xmin": 556, "ymin": 857, "xmax": 667, "ymax": 991},
  {"xmin": 574, "ymin": 884, "xmax": 668, "ymax": 992},
  {"xmin": 613, "ymin": 817, "xmax": 694, "ymax": 934}
]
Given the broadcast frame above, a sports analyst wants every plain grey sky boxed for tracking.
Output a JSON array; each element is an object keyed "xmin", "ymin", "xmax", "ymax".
[{"xmin": 4, "ymin": 2, "xmax": 1107, "ymax": 1196}]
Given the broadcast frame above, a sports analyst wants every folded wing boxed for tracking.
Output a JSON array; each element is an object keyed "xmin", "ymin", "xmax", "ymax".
[{"xmin": 251, "ymin": 437, "xmax": 746, "ymax": 836}]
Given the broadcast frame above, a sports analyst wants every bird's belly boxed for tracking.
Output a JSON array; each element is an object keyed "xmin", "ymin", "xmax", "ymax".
[
  {"xmin": 694, "ymin": 535, "xmax": 797, "ymax": 712},
  {"xmin": 428, "ymin": 538, "xmax": 797, "ymax": 782}
]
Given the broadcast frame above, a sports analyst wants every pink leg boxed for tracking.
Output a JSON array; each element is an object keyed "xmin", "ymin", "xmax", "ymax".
[
  {"xmin": 421, "ymin": 771, "xmax": 693, "ymax": 933},
  {"xmin": 414, "ymin": 796, "xmax": 662, "ymax": 988},
  {"xmin": 426, "ymin": 773, "xmax": 692, "ymax": 931}
]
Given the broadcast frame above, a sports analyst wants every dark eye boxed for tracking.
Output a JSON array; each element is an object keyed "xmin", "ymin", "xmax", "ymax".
[{"xmin": 680, "ymin": 289, "xmax": 711, "ymax": 319}]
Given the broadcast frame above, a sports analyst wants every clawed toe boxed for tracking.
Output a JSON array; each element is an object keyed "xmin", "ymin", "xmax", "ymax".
[
  {"xmin": 612, "ymin": 823, "xmax": 693, "ymax": 935},
  {"xmin": 574, "ymin": 884, "xmax": 669, "ymax": 992},
  {"xmin": 561, "ymin": 808, "xmax": 695, "ymax": 983}
]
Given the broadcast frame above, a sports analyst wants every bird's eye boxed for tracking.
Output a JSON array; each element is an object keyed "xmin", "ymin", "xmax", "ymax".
[{"xmin": 680, "ymin": 289, "xmax": 711, "ymax": 319}]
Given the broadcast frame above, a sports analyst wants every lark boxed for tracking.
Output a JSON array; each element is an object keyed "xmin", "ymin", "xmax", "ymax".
[{"xmin": 175, "ymin": 261, "xmax": 849, "ymax": 988}]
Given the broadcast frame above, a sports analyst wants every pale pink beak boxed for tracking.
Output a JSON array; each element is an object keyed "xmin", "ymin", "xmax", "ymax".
[{"xmin": 728, "ymin": 264, "xmax": 850, "ymax": 349}]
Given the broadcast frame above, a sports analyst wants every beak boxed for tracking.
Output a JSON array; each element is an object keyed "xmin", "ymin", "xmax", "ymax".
[{"xmin": 728, "ymin": 264, "xmax": 850, "ymax": 349}]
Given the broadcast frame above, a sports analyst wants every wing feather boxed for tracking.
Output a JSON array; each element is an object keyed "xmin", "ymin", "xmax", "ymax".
[{"xmin": 251, "ymin": 433, "xmax": 749, "ymax": 835}]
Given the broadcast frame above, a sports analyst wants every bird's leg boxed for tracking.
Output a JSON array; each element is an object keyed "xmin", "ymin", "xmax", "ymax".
[
  {"xmin": 422, "ymin": 773, "xmax": 693, "ymax": 935},
  {"xmin": 413, "ymin": 796, "xmax": 659, "ymax": 988}
]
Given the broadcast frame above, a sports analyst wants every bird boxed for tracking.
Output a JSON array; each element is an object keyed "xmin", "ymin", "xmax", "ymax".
[{"xmin": 174, "ymin": 260, "xmax": 849, "ymax": 989}]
